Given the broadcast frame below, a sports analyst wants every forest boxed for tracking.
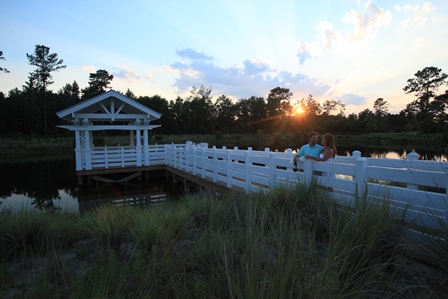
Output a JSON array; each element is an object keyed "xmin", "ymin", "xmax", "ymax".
[{"xmin": 1, "ymin": 45, "xmax": 447, "ymax": 139}]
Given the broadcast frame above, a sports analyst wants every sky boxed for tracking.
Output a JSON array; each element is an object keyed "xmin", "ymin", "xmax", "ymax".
[{"xmin": 1, "ymin": 0, "xmax": 447, "ymax": 115}]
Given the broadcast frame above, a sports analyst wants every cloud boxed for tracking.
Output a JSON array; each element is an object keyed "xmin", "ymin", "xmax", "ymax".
[
  {"xmin": 318, "ymin": 21, "xmax": 340, "ymax": 49},
  {"xmin": 243, "ymin": 59, "xmax": 270, "ymax": 75},
  {"xmin": 395, "ymin": 2, "xmax": 435, "ymax": 29},
  {"xmin": 169, "ymin": 49, "xmax": 330, "ymax": 99},
  {"xmin": 176, "ymin": 48, "xmax": 213, "ymax": 61},
  {"xmin": 295, "ymin": 1, "xmax": 389, "ymax": 64},
  {"xmin": 81, "ymin": 65, "xmax": 96, "ymax": 73},
  {"xmin": 342, "ymin": 1, "xmax": 392, "ymax": 41},
  {"xmin": 112, "ymin": 67, "xmax": 141, "ymax": 83},
  {"xmin": 296, "ymin": 41, "xmax": 313, "ymax": 64},
  {"xmin": 338, "ymin": 93, "xmax": 366, "ymax": 106}
]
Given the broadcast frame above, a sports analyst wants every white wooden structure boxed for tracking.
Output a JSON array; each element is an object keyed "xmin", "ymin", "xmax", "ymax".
[
  {"xmin": 56, "ymin": 90, "xmax": 162, "ymax": 171},
  {"xmin": 56, "ymin": 92, "xmax": 447, "ymax": 234},
  {"xmin": 163, "ymin": 142, "xmax": 447, "ymax": 233}
]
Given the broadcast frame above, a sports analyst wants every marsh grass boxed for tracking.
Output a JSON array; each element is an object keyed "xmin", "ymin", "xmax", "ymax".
[
  {"xmin": 1, "ymin": 185, "xmax": 446, "ymax": 298},
  {"xmin": 0, "ymin": 209, "xmax": 79, "ymax": 261},
  {"xmin": 82, "ymin": 205, "xmax": 133, "ymax": 252}
]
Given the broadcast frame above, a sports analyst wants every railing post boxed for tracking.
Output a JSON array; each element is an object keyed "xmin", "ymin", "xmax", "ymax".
[
  {"xmin": 164, "ymin": 144, "xmax": 170, "ymax": 166},
  {"xmin": 244, "ymin": 148, "xmax": 252, "ymax": 193},
  {"xmin": 84, "ymin": 130, "xmax": 92, "ymax": 170},
  {"xmin": 212, "ymin": 146, "xmax": 218, "ymax": 182},
  {"xmin": 354, "ymin": 152, "xmax": 368, "ymax": 199},
  {"xmin": 352, "ymin": 150, "xmax": 361, "ymax": 159},
  {"xmin": 201, "ymin": 146, "xmax": 207, "ymax": 179},
  {"xmin": 304, "ymin": 158, "xmax": 313, "ymax": 188},
  {"xmin": 406, "ymin": 152, "xmax": 419, "ymax": 190},
  {"xmin": 104, "ymin": 146, "xmax": 108, "ymax": 169},
  {"xmin": 445, "ymin": 166, "xmax": 448, "ymax": 227},
  {"xmin": 269, "ymin": 151, "xmax": 277, "ymax": 188},
  {"xmin": 136, "ymin": 129, "xmax": 142, "ymax": 167},
  {"xmin": 227, "ymin": 148, "xmax": 233, "ymax": 188},
  {"xmin": 193, "ymin": 146, "xmax": 197, "ymax": 175},
  {"xmin": 143, "ymin": 130, "xmax": 149, "ymax": 166},
  {"xmin": 285, "ymin": 148, "xmax": 294, "ymax": 172},
  {"xmin": 173, "ymin": 145, "xmax": 177, "ymax": 169},
  {"xmin": 75, "ymin": 130, "xmax": 83, "ymax": 170}
]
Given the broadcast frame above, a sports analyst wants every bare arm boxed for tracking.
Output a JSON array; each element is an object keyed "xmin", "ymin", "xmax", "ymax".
[{"xmin": 305, "ymin": 148, "xmax": 333, "ymax": 161}]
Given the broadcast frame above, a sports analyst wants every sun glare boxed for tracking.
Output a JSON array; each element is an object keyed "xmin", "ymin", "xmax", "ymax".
[{"xmin": 295, "ymin": 106, "xmax": 304, "ymax": 114}]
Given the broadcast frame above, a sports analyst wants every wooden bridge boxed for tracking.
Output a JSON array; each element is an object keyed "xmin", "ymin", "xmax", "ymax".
[
  {"xmin": 55, "ymin": 91, "xmax": 447, "ymax": 236},
  {"xmin": 73, "ymin": 141, "xmax": 448, "ymax": 234}
]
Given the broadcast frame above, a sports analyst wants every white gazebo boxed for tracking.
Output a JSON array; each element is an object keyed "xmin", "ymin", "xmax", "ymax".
[{"xmin": 56, "ymin": 90, "xmax": 162, "ymax": 177}]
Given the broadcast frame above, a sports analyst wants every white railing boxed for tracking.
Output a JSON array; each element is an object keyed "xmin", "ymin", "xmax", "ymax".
[
  {"xmin": 76, "ymin": 141, "xmax": 448, "ymax": 231},
  {"xmin": 79, "ymin": 144, "xmax": 167, "ymax": 170},
  {"xmin": 164, "ymin": 142, "xmax": 448, "ymax": 232}
]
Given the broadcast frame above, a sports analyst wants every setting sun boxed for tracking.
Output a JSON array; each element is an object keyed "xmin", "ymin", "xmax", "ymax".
[{"xmin": 295, "ymin": 106, "xmax": 304, "ymax": 114}]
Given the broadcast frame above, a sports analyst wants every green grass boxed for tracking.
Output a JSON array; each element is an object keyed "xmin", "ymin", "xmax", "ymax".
[{"xmin": 1, "ymin": 185, "xmax": 447, "ymax": 298}]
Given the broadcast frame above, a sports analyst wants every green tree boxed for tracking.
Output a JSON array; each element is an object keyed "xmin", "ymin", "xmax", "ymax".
[
  {"xmin": 187, "ymin": 86, "xmax": 215, "ymax": 134},
  {"xmin": 26, "ymin": 45, "xmax": 66, "ymax": 135},
  {"xmin": 403, "ymin": 66, "xmax": 448, "ymax": 131},
  {"xmin": 81, "ymin": 69, "xmax": 113, "ymax": 99},
  {"xmin": 58, "ymin": 81, "xmax": 80, "ymax": 102},
  {"xmin": 373, "ymin": 98, "xmax": 389, "ymax": 131},
  {"xmin": 358, "ymin": 108, "xmax": 375, "ymax": 132},
  {"xmin": 235, "ymin": 96, "xmax": 267, "ymax": 133},
  {"xmin": 321, "ymin": 99, "xmax": 345, "ymax": 116},
  {"xmin": 266, "ymin": 87, "xmax": 292, "ymax": 118},
  {"xmin": 0, "ymin": 51, "xmax": 10, "ymax": 73},
  {"xmin": 214, "ymin": 95, "xmax": 236, "ymax": 133},
  {"xmin": 138, "ymin": 95, "xmax": 170, "ymax": 133},
  {"xmin": 299, "ymin": 94, "xmax": 321, "ymax": 115},
  {"xmin": 125, "ymin": 88, "xmax": 136, "ymax": 99},
  {"xmin": 169, "ymin": 96, "xmax": 191, "ymax": 134}
]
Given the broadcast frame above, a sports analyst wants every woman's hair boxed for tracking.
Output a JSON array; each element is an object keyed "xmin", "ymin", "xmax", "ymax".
[{"xmin": 323, "ymin": 134, "xmax": 337, "ymax": 158}]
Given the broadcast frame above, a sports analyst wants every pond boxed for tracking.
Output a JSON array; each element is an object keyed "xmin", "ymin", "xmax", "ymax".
[
  {"xmin": 0, "ymin": 147, "xmax": 445, "ymax": 214},
  {"xmin": 0, "ymin": 159, "xmax": 181, "ymax": 214}
]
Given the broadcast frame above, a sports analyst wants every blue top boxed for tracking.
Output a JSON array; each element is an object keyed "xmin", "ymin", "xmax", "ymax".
[{"xmin": 296, "ymin": 143, "xmax": 323, "ymax": 158}]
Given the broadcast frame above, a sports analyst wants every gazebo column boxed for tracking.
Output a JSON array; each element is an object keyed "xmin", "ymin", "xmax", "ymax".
[
  {"xmin": 130, "ymin": 131, "xmax": 135, "ymax": 147},
  {"xmin": 136, "ymin": 129, "xmax": 142, "ymax": 166},
  {"xmin": 143, "ymin": 129, "xmax": 149, "ymax": 165},
  {"xmin": 84, "ymin": 130, "xmax": 92, "ymax": 170},
  {"xmin": 74, "ymin": 130, "xmax": 83, "ymax": 171}
]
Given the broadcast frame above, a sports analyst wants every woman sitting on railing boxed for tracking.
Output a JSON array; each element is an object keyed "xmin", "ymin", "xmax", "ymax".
[{"xmin": 305, "ymin": 133, "xmax": 337, "ymax": 177}]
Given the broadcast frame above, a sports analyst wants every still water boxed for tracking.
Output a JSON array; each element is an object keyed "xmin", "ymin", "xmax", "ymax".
[
  {"xmin": 0, "ymin": 159, "xmax": 179, "ymax": 214},
  {"xmin": 1, "ymin": 147, "xmax": 445, "ymax": 213}
]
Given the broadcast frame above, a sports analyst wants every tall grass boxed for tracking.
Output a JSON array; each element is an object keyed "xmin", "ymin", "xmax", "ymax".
[{"xmin": 1, "ymin": 185, "xmax": 446, "ymax": 298}]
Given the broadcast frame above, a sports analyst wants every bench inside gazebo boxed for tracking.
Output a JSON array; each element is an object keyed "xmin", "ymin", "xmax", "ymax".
[{"xmin": 56, "ymin": 90, "xmax": 163, "ymax": 184}]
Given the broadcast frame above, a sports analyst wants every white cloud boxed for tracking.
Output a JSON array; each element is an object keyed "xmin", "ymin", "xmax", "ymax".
[
  {"xmin": 338, "ymin": 93, "xmax": 366, "ymax": 106},
  {"xmin": 399, "ymin": 2, "xmax": 435, "ymax": 29},
  {"xmin": 318, "ymin": 21, "xmax": 340, "ymax": 49},
  {"xmin": 295, "ymin": 1, "xmax": 390, "ymax": 65},
  {"xmin": 169, "ymin": 48, "xmax": 330, "ymax": 99},
  {"xmin": 243, "ymin": 59, "xmax": 270, "ymax": 75},
  {"xmin": 342, "ymin": 1, "xmax": 392, "ymax": 41},
  {"xmin": 175, "ymin": 48, "xmax": 213, "ymax": 61},
  {"xmin": 81, "ymin": 65, "xmax": 96, "ymax": 73},
  {"xmin": 112, "ymin": 67, "xmax": 141, "ymax": 83},
  {"xmin": 296, "ymin": 41, "xmax": 314, "ymax": 64}
]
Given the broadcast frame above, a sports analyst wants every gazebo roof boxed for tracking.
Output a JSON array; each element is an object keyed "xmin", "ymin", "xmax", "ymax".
[{"xmin": 57, "ymin": 90, "xmax": 162, "ymax": 123}]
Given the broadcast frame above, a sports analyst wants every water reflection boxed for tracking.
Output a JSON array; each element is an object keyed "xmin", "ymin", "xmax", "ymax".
[
  {"xmin": 339, "ymin": 147, "xmax": 447, "ymax": 161},
  {"xmin": 1, "ymin": 147, "xmax": 446, "ymax": 213},
  {"xmin": 77, "ymin": 174, "xmax": 175, "ymax": 213},
  {"xmin": 0, "ymin": 160, "xmax": 178, "ymax": 214}
]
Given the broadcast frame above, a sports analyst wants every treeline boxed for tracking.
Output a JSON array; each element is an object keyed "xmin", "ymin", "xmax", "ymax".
[{"xmin": 0, "ymin": 46, "xmax": 447, "ymax": 137}]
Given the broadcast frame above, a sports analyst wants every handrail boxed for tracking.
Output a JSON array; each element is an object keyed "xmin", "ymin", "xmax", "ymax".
[{"xmin": 76, "ymin": 141, "xmax": 448, "ymax": 232}]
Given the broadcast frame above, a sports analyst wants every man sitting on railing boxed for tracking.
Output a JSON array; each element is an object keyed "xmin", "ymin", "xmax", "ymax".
[{"xmin": 292, "ymin": 131, "xmax": 323, "ymax": 172}]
